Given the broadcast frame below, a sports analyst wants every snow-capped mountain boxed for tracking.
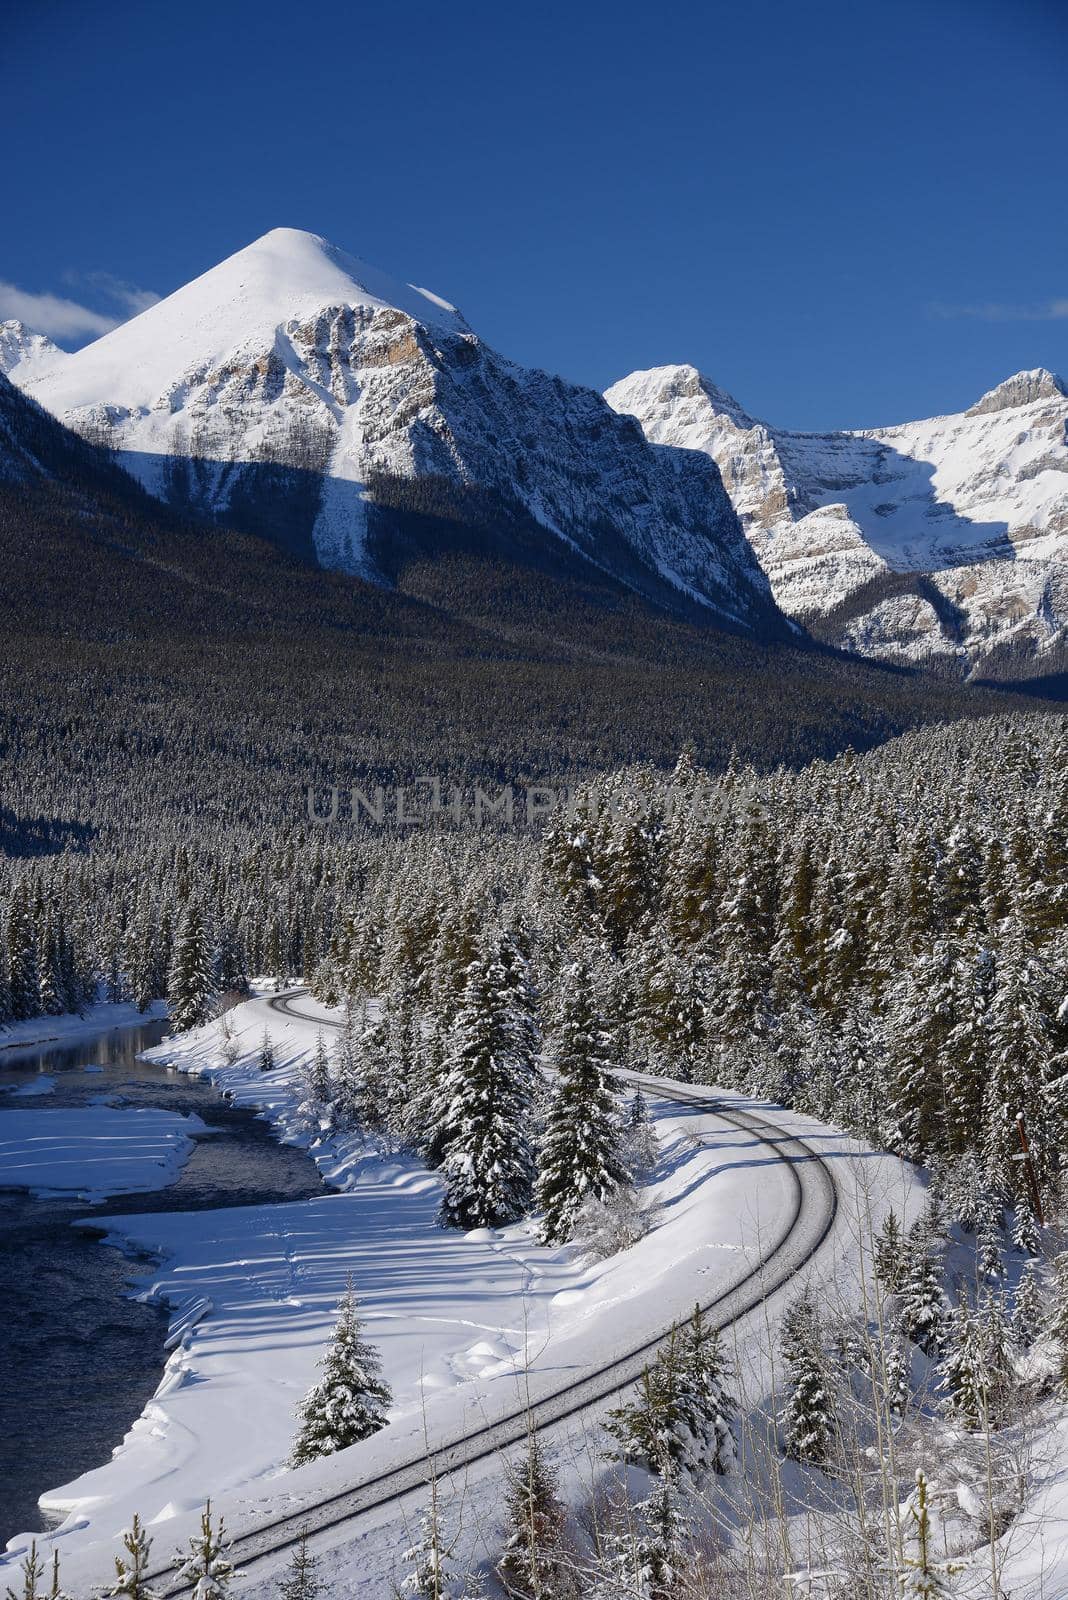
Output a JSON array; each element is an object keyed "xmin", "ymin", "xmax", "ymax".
[
  {"xmin": 15, "ymin": 230, "xmax": 782, "ymax": 637},
  {"xmin": 606, "ymin": 364, "xmax": 1068, "ymax": 672},
  {"xmin": 0, "ymin": 320, "xmax": 66, "ymax": 384}
]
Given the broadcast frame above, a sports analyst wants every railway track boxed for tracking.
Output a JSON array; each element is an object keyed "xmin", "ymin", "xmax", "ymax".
[{"xmin": 152, "ymin": 988, "xmax": 839, "ymax": 1589}]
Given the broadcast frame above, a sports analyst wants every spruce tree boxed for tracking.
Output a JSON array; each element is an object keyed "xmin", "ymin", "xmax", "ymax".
[
  {"xmin": 176, "ymin": 1502, "xmax": 234, "ymax": 1600},
  {"xmin": 401, "ymin": 1489, "xmax": 456, "ymax": 1600},
  {"xmin": 780, "ymin": 1291, "xmax": 834, "ymax": 1466},
  {"xmin": 259, "ymin": 1029, "xmax": 276, "ymax": 1073},
  {"xmin": 497, "ymin": 1431, "xmax": 573, "ymax": 1600},
  {"xmin": 278, "ymin": 1528, "xmax": 322, "ymax": 1600},
  {"xmin": 900, "ymin": 1470, "xmax": 959, "ymax": 1598},
  {"xmin": 4, "ymin": 1541, "xmax": 46, "ymax": 1600},
  {"xmin": 106, "ymin": 1514, "xmax": 157, "ymax": 1600},
  {"xmin": 309, "ymin": 1031, "xmax": 332, "ymax": 1103},
  {"xmin": 873, "ymin": 1207, "xmax": 906, "ymax": 1295},
  {"xmin": 594, "ymin": 1478, "xmax": 690, "ymax": 1600},
  {"xmin": 675, "ymin": 1304, "xmax": 736, "ymax": 1480},
  {"xmin": 882, "ymin": 1330, "xmax": 911, "ymax": 1419},
  {"xmin": 167, "ymin": 898, "xmax": 215, "ymax": 1032},
  {"xmin": 537, "ymin": 959, "xmax": 625, "ymax": 1245},
  {"xmin": 900, "ymin": 1229, "xmax": 949, "ymax": 1358},
  {"xmin": 605, "ymin": 1359, "xmax": 680, "ymax": 1481},
  {"xmin": 292, "ymin": 1281, "xmax": 391, "ymax": 1464},
  {"xmin": 622, "ymin": 1086, "xmax": 658, "ymax": 1177},
  {"xmin": 437, "ymin": 946, "xmax": 536, "ymax": 1231},
  {"xmin": 1012, "ymin": 1258, "xmax": 1042, "ymax": 1350},
  {"xmin": 1050, "ymin": 1251, "xmax": 1068, "ymax": 1393},
  {"xmin": 939, "ymin": 1301, "xmax": 988, "ymax": 1431}
]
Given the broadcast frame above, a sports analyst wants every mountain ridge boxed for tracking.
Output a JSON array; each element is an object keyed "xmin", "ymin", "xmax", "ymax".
[
  {"xmin": 14, "ymin": 228, "xmax": 784, "ymax": 640},
  {"xmin": 606, "ymin": 362, "xmax": 1068, "ymax": 675}
]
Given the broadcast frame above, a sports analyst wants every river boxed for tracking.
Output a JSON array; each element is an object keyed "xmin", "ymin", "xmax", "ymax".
[{"xmin": 0, "ymin": 1018, "xmax": 323, "ymax": 1545}]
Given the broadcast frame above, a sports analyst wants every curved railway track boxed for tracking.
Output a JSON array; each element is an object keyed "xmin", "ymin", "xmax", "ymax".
[{"xmin": 152, "ymin": 988, "xmax": 839, "ymax": 1589}]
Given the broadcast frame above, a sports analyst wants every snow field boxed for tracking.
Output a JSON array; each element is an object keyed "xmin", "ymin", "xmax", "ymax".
[{"xmin": 5, "ymin": 988, "xmax": 920, "ymax": 1598}]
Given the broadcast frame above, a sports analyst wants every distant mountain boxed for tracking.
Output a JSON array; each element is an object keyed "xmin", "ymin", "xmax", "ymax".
[
  {"xmin": 606, "ymin": 364, "xmax": 1068, "ymax": 676},
  {"xmin": 0, "ymin": 320, "xmax": 65, "ymax": 384},
  {"xmin": 14, "ymin": 228, "xmax": 785, "ymax": 639},
  {"xmin": 2, "ymin": 357, "xmax": 1046, "ymax": 852}
]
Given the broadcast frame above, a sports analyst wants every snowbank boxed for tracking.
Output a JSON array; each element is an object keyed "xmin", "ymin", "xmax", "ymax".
[
  {"xmin": 0, "ymin": 1106, "xmax": 210, "ymax": 1200},
  {"xmin": 0, "ymin": 1000, "xmax": 167, "ymax": 1057}
]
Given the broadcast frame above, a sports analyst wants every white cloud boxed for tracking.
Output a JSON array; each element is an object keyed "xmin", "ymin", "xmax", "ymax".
[
  {"xmin": 71, "ymin": 270, "xmax": 162, "ymax": 317},
  {"xmin": 929, "ymin": 298, "xmax": 1068, "ymax": 322},
  {"xmin": 0, "ymin": 281, "xmax": 119, "ymax": 339},
  {"xmin": 0, "ymin": 270, "xmax": 162, "ymax": 343}
]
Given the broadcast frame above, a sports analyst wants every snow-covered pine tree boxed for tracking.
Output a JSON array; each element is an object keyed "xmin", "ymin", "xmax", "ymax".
[
  {"xmin": 943, "ymin": 942, "xmax": 993, "ymax": 1157},
  {"xmin": 1011, "ymin": 1197, "xmax": 1039, "ymax": 1257},
  {"xmin": 1012, "ymin": 1258, "xmax": 1042, "ymax": 1350},
  {"xmin": 291, "ymin": 1280, "xmax": 391, "ymax": 1464},
  {"xmin": 1049, "ymin": 1250, "xmax": 1068, "ymax": 1394},
  {"xmin": 939, "ymin": 1300, "xmax": 988, "ymax": 1431},
  {"xmin": 982, "ymin": 920, "xmax": 1054, "ymax": 1194},
  {"xmin": 401, "ymin": 1484, "xmax": 457, "ymax": 1600},
  {"xmin": 900, "ymin": 1227, "xmax": 949, "ymax": 1358},
  {"xmin": 780, "ymin": 1291, "xmax": 834, "ymax": 1466},
  {"xmin": 496, "ymin": 1429, "xmax": 573, "ymax": 1600},
  {"xmin": 310, "ymin": 1030, "xmax": 332, "ymax": 1103},
  {"xmin": 899, "ymin": 1470, "xmax": 960, "ymax": 1598},
  {"xmin": 258, "ymin": 1029, "xmax": 276, "ymax": 1073},
  {"xmin": 882, "ymin": 1329, "xmax": 911, "ymax": 1419},
  {"xmin": 7, "ymin": 886, "xmax": 40, "ymax": 1023},
  {"xmin": 496, "ymin": 921, "xmax": 541, "ymax": 1083},
  {"xmin": 176, "ymin": 1502, "xmax": 234, "ymax": 1600},
  {"xmin": 537, "ymin": 958, "xmax": 625, "ymax": 1245},
  {"xmin": 633, "ymin": 1475, "xmax": 689, "ymax": 1600},
  {"xmin": 976, "ymin": 1185, "xmax": 1005, "ymax": 1280},
  {"xmin": 623, "ymin": 1086, "xmax": 658, "ymax": 1177},
  {"xmin": 125, "ymin": 892, "xmax": 160, "ymax": 1013},
  {"xmin": 105, "ymin": 1513, "xmax": 157, "ymax": 1600},
  {"xmin": 873, "ymin": 1207, "xmax": 906, "ymax": 1294},
  {"xmin": 675, "ymin": 1304, "xmax": 736, "ymax": 1480},
  {"xmin": 167, "ymin": 898, "xmax": 215, "ymax": 1032},
  {"xmin": 331, "ymin": 998, "xmax": 363, "ymax": 1130},
  {"xmin": 4, "ymin": 1540, "xmax": 46, "ymax": 1600},
  {"xmin": 278, "ymin": 1528, "xmax": 322, "ymax": 1600},
  {"xmin": 886, "ymin": 941, "xmax": 957, "ymax": 1160},
  {"xmin": 979, "ymin": 1289, "xmax": 1016, "ymax": 1426},
  {"xmin": 437, "ymin": 944, "xmax": 536, "ymax": 1231},
  {"xmin": 604, "ymin": 1359, "xmax": 679, "ymax": 1481}
]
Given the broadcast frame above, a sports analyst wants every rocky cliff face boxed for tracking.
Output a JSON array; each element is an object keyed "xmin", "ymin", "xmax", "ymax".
[
  {"xmin": 606, "ymin": 364, "xmax": 1068, "ymax": 673},
  {"xmin": 16, "ymin": 231, "xmax": 783, "ymax": 638}
]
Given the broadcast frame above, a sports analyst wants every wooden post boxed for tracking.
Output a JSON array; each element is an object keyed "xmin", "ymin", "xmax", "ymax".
[{"xmin": 1015, "ymin": 1111, "xmax": 1045, "ymax": 1229}]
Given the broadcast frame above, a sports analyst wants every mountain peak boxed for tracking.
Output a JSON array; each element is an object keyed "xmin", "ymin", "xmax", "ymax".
[
  {"xmin": 606, "ymin": 364, "xmax": 760, "ymax": 435},
  {"xmin": 604, "ymin": 363, "xmax": 764, "ymax": 438},
  {"xmin": 0, "ymin": 320, "xmax": 65, "ymax": 382},
  {"xmin": 965, "ymin": 367, "xmax": 1067, "ymax": 417},
  {"xmin": 23, "ymin": 229, "xmax": 468, "ymax": 414}
]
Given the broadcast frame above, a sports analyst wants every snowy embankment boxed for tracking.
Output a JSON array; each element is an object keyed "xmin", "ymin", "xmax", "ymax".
[
  {"xmin": 0, "ymin": 1106, "xmax": 210, "ymax": 1200},
  {"xmin": 8, "ymin": 988, "xmax": 919, "ymax": 1597},
  {"xmin": 0, "ymin": 1000, "xmax": 167, "ymax": 1057}
]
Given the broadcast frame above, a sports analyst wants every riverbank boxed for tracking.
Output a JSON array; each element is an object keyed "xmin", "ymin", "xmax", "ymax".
[
  {"xmin": 0, "ymin": 1000, "xmax": 168, "ymax": 1057},
  {"xmin": 0, "ymin": 1010, "xmax": 323, "ymax": 1550}
]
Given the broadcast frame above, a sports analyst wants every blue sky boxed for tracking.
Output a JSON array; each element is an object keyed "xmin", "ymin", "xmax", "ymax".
[{"xmin": 5, "ymin": 0, "xmax": 1066, "ymax": 429}]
